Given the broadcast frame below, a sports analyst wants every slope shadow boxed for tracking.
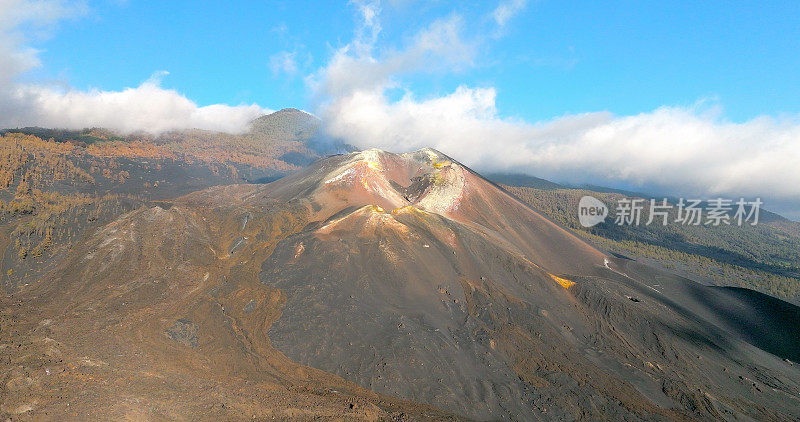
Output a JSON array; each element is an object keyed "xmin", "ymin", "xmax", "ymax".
[{"xmin": 707, "ymin": 286, "xmax": 800, "ymax": 362}]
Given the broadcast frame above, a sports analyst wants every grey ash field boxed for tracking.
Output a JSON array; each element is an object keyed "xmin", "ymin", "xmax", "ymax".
[{"xmin": 2, "ymin": 125, "xmax": 800, "ymax": 420}]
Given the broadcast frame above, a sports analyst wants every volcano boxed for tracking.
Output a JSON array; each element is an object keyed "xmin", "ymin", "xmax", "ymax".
[{"xmin": 2, "ymin": 148, "xmax": 799, "ymax": 420}]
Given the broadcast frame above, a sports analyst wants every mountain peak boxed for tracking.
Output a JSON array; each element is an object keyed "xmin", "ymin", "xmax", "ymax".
[
  {"xmin": 263, "ymin": 147, "xmax": 606, "ymax": 275},
  {"xmin": 270, "ymin": 148, "xmax": 466, "ymax": 219},
  {"xmin": 248, "ymin": 108, "xmax": 320, "ymax": 139},
  {"xmin": 271, "ymin": 107, "xmax": 315, "ymax": 116}
]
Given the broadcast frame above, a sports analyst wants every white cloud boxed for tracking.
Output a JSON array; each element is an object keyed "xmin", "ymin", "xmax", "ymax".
[
  {"xmin": 492, "ymin": 0, "xmax": 528, "ymax": 27},
  {"xmin": 0, "ymin": 0, "xmax": 267, "ymax": 133},
  {"xmin": 269, "ymin": 51, "xmax": 299, "ymax": 76},
  {"xmin": 5, "ymin": 79, "xmax": 266, "ymax": 133},
  {"xmin": 0, "ymin": 0, "xmax": 86, "ymax": 32},
  {"xmin": 313, "ymin": 0, "xmax": 800, "ymax": 218},
  {"xmin": 325, "ymin": 87, "xmax": 800, "ymax": 204},
  {"xmin": 310, "ymin": 13, "xmax": 475, "ymax": 103},
  {"xmin": 351, "ymin": 0, "xmax": 382, "ymax": 54},
  {"xmin": 0, "ymin": 0, "xmax": 86, "ymax": 83}
]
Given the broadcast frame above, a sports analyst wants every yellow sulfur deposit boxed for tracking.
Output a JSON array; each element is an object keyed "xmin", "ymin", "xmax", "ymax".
[
  {"xmin": 549, "ymin": 274, "xmax": 576, "ymax": 289},
  {"xmin": 392, "ymin": 205, "xmax": 426, "ymax": 215}
]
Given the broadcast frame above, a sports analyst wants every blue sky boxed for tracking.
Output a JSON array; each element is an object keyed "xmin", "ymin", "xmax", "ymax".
[
  {"xmin": 2, "ymin": 0, "xmax": 800, "ymax": 218},
  {"xmin": 29, "ymin": 0, "xmax": 800, "ymax": 121}
]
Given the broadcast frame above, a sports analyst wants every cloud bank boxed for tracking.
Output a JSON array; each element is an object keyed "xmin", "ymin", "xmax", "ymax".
[
  {"xmin": 0, "ymin": 0, "xmax": 266, "ymax": 133},
  {"xmin": 313, "ymin": 0, "xmax": 800, "ymax": 218}
]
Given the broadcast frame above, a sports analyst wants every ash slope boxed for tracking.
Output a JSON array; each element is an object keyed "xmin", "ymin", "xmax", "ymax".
[
  {"xmin": 0, "ymin": 178, "xmax": 459, "ymax": 420},
  {"xmin": 3, "ymin": 148, "xmax": 799, "ymax": 421},
  {"xmin": 258, "ymin": 149, "xmax": 800, "ymax": 420}
]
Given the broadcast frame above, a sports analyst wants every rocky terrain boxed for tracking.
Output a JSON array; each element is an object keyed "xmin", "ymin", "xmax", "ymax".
[
  {"xmin": 0, "ymin": 109, "xmax": 333, "ymax": 293},
  {"xmin": 2, "ymin": 147, "xmax": 799, "ymax": 420}
]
